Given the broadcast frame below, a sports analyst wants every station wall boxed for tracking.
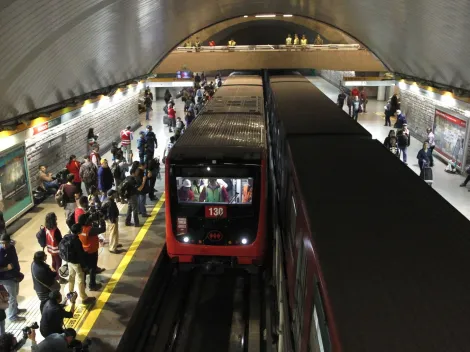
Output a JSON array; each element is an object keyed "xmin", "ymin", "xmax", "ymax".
[
  {"xmin": 1, "ymin": 87, "xmax": 142, "ymax": 190},
  {"xmin": 318, "ymin": 70, "xmax": 355, "ymax": 88}
]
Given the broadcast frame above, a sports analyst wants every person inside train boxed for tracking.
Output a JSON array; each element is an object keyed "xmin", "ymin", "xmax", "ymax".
[
  {"xmin": 191, "ymin": 180, "xmax": 202, "ymax": 202},
  {"xmin": 178, "ymin": 180, "xmax": 194, "ymax": 202},
  {"xmin": 199, "ymin": 179, "xmax": 229, "ymax": 203},
  {"xmin": 242, "ymin": 179, "xmax": 253, "ymax": 203}
]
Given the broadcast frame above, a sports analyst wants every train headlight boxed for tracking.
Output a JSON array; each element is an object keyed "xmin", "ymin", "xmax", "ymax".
[
  {"xmin": 241, "ymin": 238, "xmax": 248, "ymax": 245},
  {"xmin": 183, "ymin": 236, "xmax": 190, "ymax": 243}
]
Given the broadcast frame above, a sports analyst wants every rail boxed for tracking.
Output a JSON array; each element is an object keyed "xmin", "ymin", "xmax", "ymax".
[{"xmin": 175, "ymin": 44, "xmax": 361, "ymax": 52}]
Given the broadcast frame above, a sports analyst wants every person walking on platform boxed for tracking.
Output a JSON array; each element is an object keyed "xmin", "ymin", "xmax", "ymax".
[
  {"xmin": 352, "ymin": 96, "xmax": 361, "ymax": 121},
  {"xmin": 120, "ymin": 125, "xmax": 133, "ymax": 163},
  {"xmin": 103, "ymin": 190, "xmax": 123, "ymax": 254},
  {"xmin": 360, "ymin": 88, "xmax": 368, "ymax": 113},
  {"xmin": 346, "ymin": 94, "xmax": 353, "ymax": 117},
  {"xmin": 384, "ymin": 101, "xmax": 392, "ymax": 126},
  {"xmin": 66, "ymin": 155, "xmax": 82, "ymax": 195},
  {"xmin": 426, "ymin": 127, "xmax": 436, "ymax": 167},
  {"xmin": 337, "ymin": 90, "xmax": 346, "ymax": 109},
  {"xmin": 44, "ymin": 212, "xmax": 63, "ymax": 276},
  {"xmin": 396, "ymin": 124, "xmax": 411, "ymax": 165},
  {"xmin": 417, "ymin": 142, "xmax": 432, "ymax": 172},
  {"xmin": 89, "ymin": 145, "xmax": 101, "ymax": 167},
  {"xmin": 144, "ymin": 92, "xmax": 153, "ymax": 121},
  {"xmin": 62, "ymin": 174, "xmax": 79, "ymax": 221},
  {"xmin": 137, "ymin": 131, "xmax": 147, "ymax": 164},
  {"xmin": 59, "ymin": 225, "xmax": 95, "ymax": 304},
  {"xmin": 79, "ymin": 156, "xmax": 98, "ymax": 195},
  {"xmin": 168, "ymin": 104, "xmax": 176, "ymax": 132},
  {"xmin": 31, "ymin": 251, "xmax": 60, "ymax": 313},
  {"xmin": 125, "ymin": 169, "xmax": 140, "ymax": 227}
]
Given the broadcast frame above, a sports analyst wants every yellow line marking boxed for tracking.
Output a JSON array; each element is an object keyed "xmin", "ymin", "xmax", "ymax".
[{"xmin": 77, "ymin": 194, "xmax": 166, "ymax": 339}]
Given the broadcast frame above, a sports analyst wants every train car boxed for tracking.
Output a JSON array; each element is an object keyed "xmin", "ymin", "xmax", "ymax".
[
  {"xmin": 267, "ymin": 75, "xmax": 371, "ymax": 196},
  {"xmin": 280, "ymin": 136, "xmax": 470, "ymax": 351},
  {"xmin": 165, "ymin": 77, "xmax": 267, "ymax": 268}
]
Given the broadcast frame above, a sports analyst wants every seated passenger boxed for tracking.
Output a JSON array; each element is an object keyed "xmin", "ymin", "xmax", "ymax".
[
  {"xmin": 178, "ymin": 180, "xmax": 194, "ymax": 202},
  {"xmin": 199, "ymin": 179, "xmax": 229, "ymax": 203},
  {"xmin": 242, "ymin": 179, "xmax": 253, "ymax": 203},
  {"xmin": 37, "ymin": 165, "xmax": 59, "ymax": 193}
]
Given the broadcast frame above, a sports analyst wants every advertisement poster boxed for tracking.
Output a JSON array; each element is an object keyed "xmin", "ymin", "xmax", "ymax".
[
  {"xmin": 433, "ymin": 109, "xmax": 467, "ymax": 166},
  {"xmin": 0, "ymin": 146, "xmax": 33, "ymax": 223}
]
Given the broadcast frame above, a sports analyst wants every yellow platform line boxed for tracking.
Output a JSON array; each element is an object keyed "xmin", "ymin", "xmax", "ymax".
[{"xmin": 77, "ymin": 194, "xmax": 166, "ymax": 339}]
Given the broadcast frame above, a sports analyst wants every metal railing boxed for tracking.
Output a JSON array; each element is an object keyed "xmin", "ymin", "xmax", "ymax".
[{"xmin": 175, "ymin": 44, "xmax": 361, "ymax": 53}]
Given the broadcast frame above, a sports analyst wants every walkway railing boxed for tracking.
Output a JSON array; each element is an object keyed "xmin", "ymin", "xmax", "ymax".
[{"xmin": 175, "ymin": 44, "xmax": 361, "ymax": 52}]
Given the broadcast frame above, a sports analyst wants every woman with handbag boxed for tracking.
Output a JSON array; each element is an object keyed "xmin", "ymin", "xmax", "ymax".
[
  {"xmin": 31, "ymin": 251, "xmax": 60, "ymax": 313},
  {"xmin": 0, "ymin": 234, "xmax": 26, "ymax": 322}
]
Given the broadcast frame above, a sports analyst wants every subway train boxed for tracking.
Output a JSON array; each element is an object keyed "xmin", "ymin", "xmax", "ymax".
[
  {"xmin": 165, "ymin": 75, "xmax": 267, "ymax": 268},
  {"xmin": 266, "ymin": 75, "xmax": 470, "ymax": 351}
]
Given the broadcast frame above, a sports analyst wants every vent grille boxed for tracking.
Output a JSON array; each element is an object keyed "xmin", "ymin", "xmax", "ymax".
[{"xmin": 205, "ymin": 96, "xmax": 262, "ymax": 114}]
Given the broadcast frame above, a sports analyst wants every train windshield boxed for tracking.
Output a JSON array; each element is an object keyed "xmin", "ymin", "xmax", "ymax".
[
  {"xmin": 176, "ymin": 177, "xmax": 254, "ymax": 204},
  {"xmin": 174, "ymin": 166, "xmax": 257, "ymax": 205}
]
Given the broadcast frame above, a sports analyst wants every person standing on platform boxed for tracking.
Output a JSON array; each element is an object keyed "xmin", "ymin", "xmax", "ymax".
[
  {"xmin": 120, "ymin": 125, "xmax": 133, "ymax": 163},
  {"xmin": 352, "ymin": 96, "xmax": 361, "ymax": 121},
  {"xmin": 125, "ymin": 169, "xmax": 140, "ymax": 227},
  {"xmin": 44, "ymin": 212, "xmax": 63, "ymax": 276},
  {"xmin": 66, "ymin": 155, "xmax": 82, "ymax": 195},
  {"xmin": 104, "ymin": 190, "xmax": 123, "ymax": 254},
  {"xmin": 396, "ymin": 125, "xmax": 410, "ymax": 165},
  {"xmin": 89, "ymin": 145, "xmax": 101, "ymax": 167},
  {"xmin": 0, "ymin": 234, "xmax": 26, "ymax": 322},
  {"xmin": 79, "ymin": 156, "xmax": 98, "ymax": 195},
  {"xmin": 137, "ymin": 131, "xmax": 147, "ymax": 164},
  {"xmin": 426, "ymin": 127, "xmax": 436, "ymax": 167},
  {"xmin": 360, "ymin": 88, "xmax": 368, "ymax": 113},
  {"xmin": 97, "ymin": 159, "xmax": 114, "ymax": 202},
  {"xmin": 145, "ymin": 125, "xmax": 158, "ymax": 161},
  {"xmin": 337, "ymin": 90, "xmax": 346, "ymax": 109},
  {"xmin": 144, "ymin": 92, "xmax": 153, "ymax": 121},
  {"xmin": 168, "ymin": 104, "xmax": 176, "ymax": 133},
  {"xmin": 31, "ymin": 251, "xmax": 60, "ymax": 313},
  {"xmin": 62, "ymin": 174, "xmax": 79, "ymax": 221},
  {"xmin": 346, "ymin": 94, "xmax": 353, "ymax": 117}
]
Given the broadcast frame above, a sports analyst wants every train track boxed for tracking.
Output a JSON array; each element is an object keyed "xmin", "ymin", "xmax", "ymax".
[{"xmin": 118, "ymin": 254, "xmax": 266, "ymax": 352}]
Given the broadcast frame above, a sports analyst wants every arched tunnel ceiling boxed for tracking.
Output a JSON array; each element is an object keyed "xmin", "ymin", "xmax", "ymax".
[{"xmin": 1, "ymin": 0, "xmax": 470, "ymax": 122}]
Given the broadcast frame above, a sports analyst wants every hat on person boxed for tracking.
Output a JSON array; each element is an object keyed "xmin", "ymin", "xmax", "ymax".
[
  {"xmin": 146, "ymin": 125, "xmax": 152, "ymax": 130},
  {"xmin": 183, "ymin": 179, "xmax": 191, "ymax": 188},
  {"xmin": 0, "ymin": 234, "xmax": 11, "ymax": 243},
  {"xmin": 64, "ymin": 328, "xmax": 77, "ymax": 338},
  {"xmin": 139, "ymin": 131, "xmax": 145, "ymax": 135},
  {"xmin": 397, "ymin": 110, "xmax": 401, "ymax": 115},
  {"xmin": 107, "ymin": 189, "xmax": 116, "ymax": 197}
]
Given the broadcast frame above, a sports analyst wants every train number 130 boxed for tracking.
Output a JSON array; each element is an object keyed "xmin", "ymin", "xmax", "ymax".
[{"xmin": 205, "ymin": 206, "xmax": 227, "ymax": 218}]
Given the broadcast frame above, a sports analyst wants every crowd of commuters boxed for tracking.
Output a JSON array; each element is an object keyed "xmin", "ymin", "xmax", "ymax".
[{"xmin": 336, "ymin": 86, "xmax": 369, "ymax": 121}]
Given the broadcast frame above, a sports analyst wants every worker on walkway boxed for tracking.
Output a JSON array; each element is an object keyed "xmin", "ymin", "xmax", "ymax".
[
  {"xmin": 293, "ymin": 34, "xmax": 299, "ymax": 45},
  {"xmin": 300, "ymin": 35, "xmax": 308, "ymax": 46},
  {"xmin": 285, "ymin": 34, "xmax": 292, "ymax": 45},
  {"xmin": 314, "ymin": 34, "xmax": 323, "ymax": 45},
  {"xmin": 228, "ymin": 38, "xmax": 236, "ymax": 46}
]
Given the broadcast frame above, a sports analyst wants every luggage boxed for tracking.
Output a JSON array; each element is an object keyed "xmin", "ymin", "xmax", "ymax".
[
  {"xmin": 421, "ymin": 165, "xmax": 433, "ymax": 186},
  {"xmin": 163, "ymin": 115, "xmax": 169, "ymax": 126}
]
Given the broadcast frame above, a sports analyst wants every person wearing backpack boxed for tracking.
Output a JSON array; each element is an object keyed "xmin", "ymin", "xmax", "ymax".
[
  {"xmin": 31, "ymin": 251, "xmax": 60, "ymax": 313},
  {"xmin": 60, "ymin": 224, "xmax": 95, "ymax": 304},
  {"xmin": 44, "ymin": 213, "xmax": 63, "ymax": 277},
  {"xmin": 79, "ymin": 156, "xmax": 98, "ymax": 195},
  {"xmin": 97, "ymin": 159, "xmax": 114, "ymax": 202}
]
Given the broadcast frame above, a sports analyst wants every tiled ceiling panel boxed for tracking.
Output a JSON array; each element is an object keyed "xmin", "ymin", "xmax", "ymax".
[{"xmin": 0, "ymin": 0, "xmax": 469, "ymax": 121}]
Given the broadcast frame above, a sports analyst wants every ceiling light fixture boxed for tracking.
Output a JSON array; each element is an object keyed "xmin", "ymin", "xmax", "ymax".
[
  {"xmin": 283, "ymin": 14, "xmax": 293, "ymax": 17},
  {"xmin": 255, "ymin": 14, "xmax": 276, "ymax": 18}
]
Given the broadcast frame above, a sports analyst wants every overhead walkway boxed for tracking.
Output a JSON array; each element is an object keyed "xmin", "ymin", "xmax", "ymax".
[{"xmin": 154, "ymin": 45, "xmax": 386, "ymax": 73}]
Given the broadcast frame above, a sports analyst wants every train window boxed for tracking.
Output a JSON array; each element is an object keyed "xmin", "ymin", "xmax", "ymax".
[
  {"xmin": 308, "ymin": 277, "xmax": 331, "ymax": 352},
  {"xmin": 294, "ymin": 240, "xmax": 307, "ymax": 351},
  {"xmin": 175, "ymin": 177, "xmax": 254, "ymax": 204}
]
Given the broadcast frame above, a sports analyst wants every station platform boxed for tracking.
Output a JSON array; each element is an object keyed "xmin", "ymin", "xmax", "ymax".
[
  {"xmin": 308, "ymin": 76, "xmax": 470, "ymax": 221},
  {"xmin": 7, "ymin": 97, "xmax": 186, "ymax": 351}
]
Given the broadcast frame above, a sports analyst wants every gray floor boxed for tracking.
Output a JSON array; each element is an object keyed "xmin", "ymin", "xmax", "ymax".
[{"xmin": 308, "ymin": 76, "xmax": 470, "ymax": 221}]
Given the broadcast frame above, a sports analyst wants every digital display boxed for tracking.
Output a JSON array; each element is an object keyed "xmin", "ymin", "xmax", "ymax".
[{"xmin": 176, "ymin": 71, "xmax": 192, "ymax": 79}]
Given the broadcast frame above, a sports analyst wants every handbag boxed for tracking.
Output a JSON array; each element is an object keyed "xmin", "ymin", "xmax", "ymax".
[{"xmin": 13, "ymin": 272, "xmax": 24, "ymax": 282}]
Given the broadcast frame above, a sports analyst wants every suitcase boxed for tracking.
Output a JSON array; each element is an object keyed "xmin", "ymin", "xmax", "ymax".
[
  {"xmin": 163, "ymin": 115, "xmax": 169, "ymax": 126},
  {"xmin": 421, "ymin": 166, "xmax": 433, "ymax": 186}
]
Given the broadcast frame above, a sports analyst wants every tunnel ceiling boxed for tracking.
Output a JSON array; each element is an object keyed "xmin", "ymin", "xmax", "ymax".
[{"xmin": 1, "ymin": 0, "xmax": 469, "ymax": 122}]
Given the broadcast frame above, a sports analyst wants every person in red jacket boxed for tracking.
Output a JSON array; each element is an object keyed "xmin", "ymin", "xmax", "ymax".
[
  {"xmin": 44, "ymin": 213, "xmax": 62, "ymax": 277},
  {"xmin": 66, "ymin": 155, "xmax": 82, "ymax": 195},
  {"xmin": 167, "ymin": 104, "xmax": 176, "ymax": 132},
  {"xmin": 351, "ymin": 86, "xmax": 360, "ymax": 97}
]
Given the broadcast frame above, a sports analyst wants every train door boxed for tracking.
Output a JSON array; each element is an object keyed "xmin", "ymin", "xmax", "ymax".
[
  {"xmin": 293, "ymin": 239, "xmax": 307, "ymax": 352},
  {"xmin": 308, "ymin": 276, "xmax": 331, "ymax": 352}
]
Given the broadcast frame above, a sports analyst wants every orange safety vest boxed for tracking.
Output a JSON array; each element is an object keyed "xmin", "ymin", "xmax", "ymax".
[{"xmin": 79, "ymin": 225, "xmax": 99, "ymax": 253}]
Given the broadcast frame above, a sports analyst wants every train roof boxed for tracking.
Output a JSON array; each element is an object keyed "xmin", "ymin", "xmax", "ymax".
[
  {"xmin": 288, "ymin": 136, "xmax": 470, "ymax": 351},
  {"xmin": 222, "ymin": 75, "xmax": 263, "ymax": 86},
  {"xmin": 270, "ymin": 77, "xmax": 371, "ymax": 137},
  {"xmin": 170, "ymin": 113, "xmax": 266, "ymax": 160}
]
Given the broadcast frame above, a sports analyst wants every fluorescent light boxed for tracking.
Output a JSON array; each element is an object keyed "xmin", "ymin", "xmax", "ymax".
[
  {"xmin": 255, "ymin": 14, "xmax": 276, "ymax": 18},
  {"xmin": 243, "ymin": 15, "xmax": 248, "ymax": 18},
  {"xmin": 283, "ymin": 14, "xmax": 293, "ymax": 17}
]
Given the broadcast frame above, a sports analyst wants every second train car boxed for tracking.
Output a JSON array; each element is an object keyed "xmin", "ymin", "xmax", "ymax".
[{"xmin": 165, "ymin": 75, "xmax": 267, "ymax": 268}]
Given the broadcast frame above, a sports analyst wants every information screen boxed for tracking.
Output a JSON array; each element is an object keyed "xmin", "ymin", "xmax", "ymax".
[
  {"xmin": 433, "ymin": 109, "xmax": 467, "ymax": 165},
  {"xmin": 0, "ymin": 146, "xmax": 33, "ymax": 223},
  {"xmin": 176, "ymin": 71, "xmax": 192, "ymax": 79}
]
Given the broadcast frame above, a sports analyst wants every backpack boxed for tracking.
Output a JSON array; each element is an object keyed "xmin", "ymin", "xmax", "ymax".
[
  {"xmin": 66, "ymin": 211, "xmax": 76, "ymax": 229},
  {"xmin": 36, "ymin": 226, "xmax": 47, "ymax": 248},
  {"xmin": 55, "ymin": 186, "xmax": 65, "ymax": 207},
  {"xmin": 59, "ymin": 234, "xmax": 79, "ymax": 263},
  {"xmin": 117, "ymin": 177, "xmax": 132, "ymax": 199},
  {"xmin": 82, "ymin": 164, "xmax": 96, "ymax": 183},
  {"xmin": 100, "ymin": 200, "xmax": 110, "ymax": 220},
  {"xmin": 397, "ymin": 133, "xmax": 408, "ymax": 147},
  {"xmin": 111, "ymin": 162, "xmax": 121, "ymax": 180}
]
